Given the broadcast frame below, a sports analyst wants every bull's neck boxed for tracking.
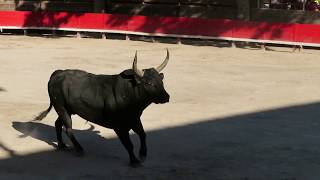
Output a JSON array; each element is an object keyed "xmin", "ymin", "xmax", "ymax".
[{"xmin": 133, "ymin": 84, "xmax": 152, "ymax": 110}]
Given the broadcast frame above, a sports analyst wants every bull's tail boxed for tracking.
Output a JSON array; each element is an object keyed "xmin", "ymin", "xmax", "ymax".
[{"xmin": 33, "ymin": 103, "xmax": 53, "ymax": 121}]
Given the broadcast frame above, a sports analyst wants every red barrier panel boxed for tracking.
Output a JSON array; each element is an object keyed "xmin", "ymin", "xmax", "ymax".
[
  {"xmin": 50, "ymin": 12, "xmax": 80, "ymax": 28},
  {"xmin": 179, "ymin": 18, "xmax": 234, "ymax": 37},
  {"xmin": 105, "ymin": 14, "xmax": 130, "ymax": 31},
  {"xmin": 0, "ymin": 11, "xmax": 28, "ymax": 27},
  {"xmin": 233, "ymin": 20, "xmax": 265, "ymax": 40},
  {"xmin": 23, "ymin": 12, "xmax": 41, "ymax": 27},
  {"xmin": 232, "ymin": 20, "xmax": 296, "ymax": 42},
  {"xmin": 295, "ymin": 23, "xmax": 320, "ymax": 44},
  {"xmin": 0, "ymin": 11, "xmax": 320, "ymax": 46},
  {"xmin": 0, "ymin": 11, "xmax": 81, "ymax": 28},
  {"xmin": 126, "ymin": 16, "xmax": 234, "ymax": 37},
  {"xmin": 263, "ymin": 23, "xmax": 295, "ymax": 42},
  {"xmin": 128, "ymin": 16, "xmax": 181, "ymax": 34},
  {"xmin": 78, "ymin": 13, "xmax": 105, "ymax": 30}
]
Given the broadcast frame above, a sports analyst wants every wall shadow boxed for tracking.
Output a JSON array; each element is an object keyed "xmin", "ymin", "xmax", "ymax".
[
  {"xmin": 22, "ymin": 12, "xmax": 85, "ymax": 35},
  {"xmin": 13, "ymin": 2, "xmax": 300, "ymax": 49},
  {"xmin": 1, "ymin": 102, "xmax": 320, "ymax": 179},
  {"xmin": 14, "ymin": 0, "xmax": 86, "ymax": 38},
  {"xmin": 103, "ymin": 14, "xmax": 289, "ymax": 49},
  {"xmin": 14, "ymin": 0, "xmax": 93, "ymax": 12},
  {"xmin": 14, "ymin": 1, "xmax": 320, "ymax": 48}
]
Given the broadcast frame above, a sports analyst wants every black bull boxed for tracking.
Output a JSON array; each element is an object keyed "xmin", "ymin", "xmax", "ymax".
[{"xmin": 34, "ymin": 50, "xmax": 170, "ymax": 166}]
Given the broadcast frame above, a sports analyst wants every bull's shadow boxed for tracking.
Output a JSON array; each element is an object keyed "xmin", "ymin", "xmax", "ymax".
[
  {"xmin": 12, "ymin": 121, "xmax": 103, "ymax": 149},
  {"xmin": 5, "ymin": 102, "xmax": 320, "ymax": 179},
  {"xmin": 11, "ymin": 120, "xmax": 132, "ymax": 162},
  {"xmin": 11, "ymin": 121, "xmax": 126, "ymax": 157},
  {"xmin": 0, "ymin": 87, "xmax": 5, "ymax": 91}
]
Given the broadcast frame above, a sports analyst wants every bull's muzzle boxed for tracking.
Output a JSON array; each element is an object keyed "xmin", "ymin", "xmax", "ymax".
[{"xmin": 155, "ymin": 93, "xmax": 170, "ymax": 104}]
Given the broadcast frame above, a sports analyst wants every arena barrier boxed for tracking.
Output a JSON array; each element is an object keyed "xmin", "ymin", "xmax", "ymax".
[{"xmin": 0, "ymin": 11, "xmax": 319, "ymax": 47}]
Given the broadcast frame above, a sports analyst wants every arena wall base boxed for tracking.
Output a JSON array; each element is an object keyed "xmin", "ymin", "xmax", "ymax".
[{"xmin": 0, "ymin": 11, "xmax": 319, "ymax": 48}]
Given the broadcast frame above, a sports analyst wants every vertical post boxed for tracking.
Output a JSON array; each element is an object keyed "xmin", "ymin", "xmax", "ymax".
[
  {"xmin": 52, "ymin": 29, "xmax": 56, "ymax": 37},
  {"xmin": 177, "ymin": 37, "xmax": 182, "ymax": 44},
  {"xmin": 237, "ymin": 0, "xmax": 250, "ymax": 21},
  {"xmin": 94, "ymin": 0, "xmax": 105, "ymax": 13},
  {"xmin": 299, "ymin": 45, "xmax": 303, "ymax": 52},
  {"xmin": 102, "ymin": 33, "xmax": 107, "ymax": 39},
  {"xmin": 77, "ymin": 32, "xmax": 81, "ymax": 39},
  {"xmin": 293, "ymin": 45, "xmax": 303, "ymax": 52},
  {"xmin": 151, "ymin": 36, "xmax": 155, "ymax": 43},
  {"xmin": 261, "ymin": 43, "xmax": 266, "ymax": 51},
  {"xmin": 231, "ymin": 41, "xmax": 236, "ymax": 48}
]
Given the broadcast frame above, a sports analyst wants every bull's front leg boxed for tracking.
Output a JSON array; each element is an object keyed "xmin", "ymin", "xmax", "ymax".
[
  {"xmin": 132, "ymin": 119, "xmax": 147, "ymax": 161},
  {"xmin": 114, "ymin": 129, "xmax": 141, "ymax": 167}
]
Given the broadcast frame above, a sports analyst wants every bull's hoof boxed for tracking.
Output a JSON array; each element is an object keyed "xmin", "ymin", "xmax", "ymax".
[
  {"xmin": 73, "ymin": 149, "xmax": 85, "ymax": 157},
  {"xmin": 139, "ymin": 148, "xmax": 147, "ymax": 162},
  {"xmin": 130, "ymin": 159, "xmax": 142, "ymax": 168},
  {"xmin": 57, "ymin": 143, "xmax": 68, "ymax": 151},
  {"xmin": 139, "ymin": 155, "xmax": 146, "ymax": 162}
]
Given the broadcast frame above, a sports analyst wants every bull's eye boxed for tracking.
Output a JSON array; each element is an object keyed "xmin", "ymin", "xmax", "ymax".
[{"xmin": 146, "ymin": 82, "xmax": 155, "ymax": 87}]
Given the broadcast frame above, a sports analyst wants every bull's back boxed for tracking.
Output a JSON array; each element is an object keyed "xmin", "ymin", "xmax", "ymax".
[
  {"xmin": 48, "ymin": 69, "xmax": 91, "ymax": 99},
  {"xmin": 48, "ymin": 69, "xmax": 116, "ymax": 124}
]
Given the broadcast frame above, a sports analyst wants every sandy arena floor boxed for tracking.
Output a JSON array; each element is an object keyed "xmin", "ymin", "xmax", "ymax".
[{"xmin": 0, "ymin": 35, "xmax": 320, "ymax": 179}]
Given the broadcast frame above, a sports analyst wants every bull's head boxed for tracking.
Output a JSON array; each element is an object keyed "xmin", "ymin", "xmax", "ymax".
[{"xmin": 132, "ymin": 49, "xmax": 170, "ymax": 104}]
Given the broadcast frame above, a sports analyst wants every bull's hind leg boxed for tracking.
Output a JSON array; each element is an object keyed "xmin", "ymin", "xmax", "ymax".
[
  {"xmin": 55, "ymin": 117, "xmax": 67, "ymax": 150},
  {"xmin": 56, "ymin": 108, "xmax": 84, "ymax": 156}
]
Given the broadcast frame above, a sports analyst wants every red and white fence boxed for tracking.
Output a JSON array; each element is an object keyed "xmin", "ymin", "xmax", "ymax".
[{"xmin": 0, "ymin": 11, "xmax": 320, "ymax": 47}]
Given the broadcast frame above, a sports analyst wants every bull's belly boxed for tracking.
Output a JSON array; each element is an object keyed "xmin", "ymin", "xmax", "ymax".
[
  {"xmin": 67, "ymin": 99, "xmax": 138, "ymax": 130},
  {"xmin": 73, "ymin": 108, "xmax": 114, "ymax": 129}
]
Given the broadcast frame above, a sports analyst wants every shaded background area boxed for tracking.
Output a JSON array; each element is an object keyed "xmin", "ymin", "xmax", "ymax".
[
  {"xmin": 0, "ymin": 0, "xmax": 319, "ymax": 47},
  {"xmin": 2, "ymin": 102, "xmax": 320, "ymax": 179},
  {"xmin": 0, "ymin": 0, "xmax": 316, "ymax": 24},
  {"xmin": 7, "ymin": 0, "xmax": 239, "ymax": 19},
  {"xmin": 13, "ymin": 0, "xmax": 93, "ymax": 12}
]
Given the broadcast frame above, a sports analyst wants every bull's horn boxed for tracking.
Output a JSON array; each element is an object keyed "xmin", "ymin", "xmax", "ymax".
[
  {"xmin": 156, "ymin": 49, "xmax": 169, "ymax": 72},
  {"xmin": 85, "ymin": 124, "xmax": 95, "ymax": 131},
  {"xmin": 132, "ymin": 51, "xmax": 144, "ymax": 77}
]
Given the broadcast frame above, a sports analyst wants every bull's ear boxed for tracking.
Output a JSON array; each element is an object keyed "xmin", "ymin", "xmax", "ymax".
[
  {"xmin": 133, "ymin": 74, "xmax": 142, "ymax": 85},
  {"xmin": 120, "ymin": 69, "xmax": 135, "ymax": 78},
  {"xmin": 120, "ymin": 69, "xmax": 141, "ymax": 85},
  {"xmin": 159, "ymin": 73, "xmax": 164, "ymax": 80}
]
